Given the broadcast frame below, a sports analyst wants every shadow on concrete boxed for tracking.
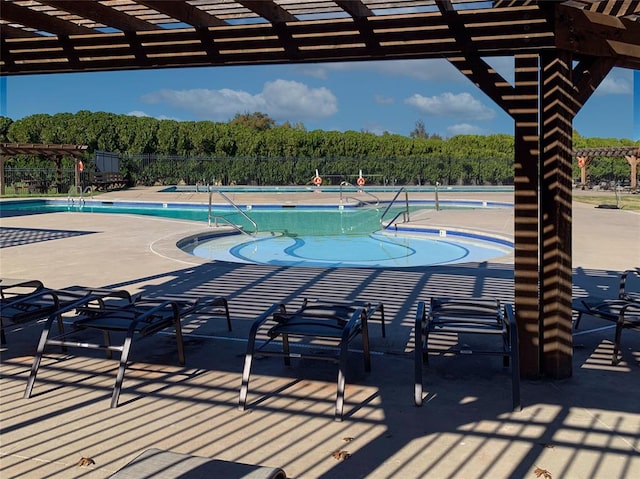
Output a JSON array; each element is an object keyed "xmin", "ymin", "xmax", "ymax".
[{"xmin": 1, "ymin": 262, "xmax": 638, "ymax": 478}]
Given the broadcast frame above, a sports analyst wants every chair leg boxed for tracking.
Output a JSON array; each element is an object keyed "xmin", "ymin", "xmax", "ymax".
[
  {"xmin": 574, "ymin": 311, "xmax": 583, "ymax": 330},
  {"xmin": 502, "ymin": 330, "xmax": 510, "ymax": 368},
  {"xmin": 0, "ymin": 320, "xmax": 6, "ymax": 345},
  {"xmin": 55, "ymin": 314, "xmax": 68, "ymax": 353},
  {"xmin": 506, "ymin": 304, "xmax": 521, "ymax": 412},
  {"xmin": 239, "ymin": 351, "xmax": 253, "ymax": 411},
  {"xmin": 174, "ymin": 317, "xmax": 185, "ymax": 365},
  {"xmin": 336, "ymin": 340, "xmax": 349, "ymax": 421},
  {"xmin": 24, "ymin": 314, "xmax": 58, "ymax": 399},
  {"xmin": 414, "ymin": 302, "xmax": 426, "ymax": 407},
  {"xmin": 282, "ymin": 333, "xmax": 291, "ymax": 366},
  {"xmin": 223, "ymin": 300, "xmax": 232, "ymax": 332},
  {"xmin": 612, "ymin": 321, "xmax": 624, "ymax": 365},
  {"xmin": 510, "ymin": 337, "xmax": 521, "ymax": 412},
  {"xmin": 104, "ymin": 330, "xmax": 112, "ymax": 359},
  {"xmin": 111, "ymin": 333, "xmax": 133, "ymax": 408},
  {"xmin": 239, "ymin": 321, "xmax": 260, "ymax": 411},
  {"xmin": 361, "ymin": 312, "xmax": 371, "ymax": 373}
]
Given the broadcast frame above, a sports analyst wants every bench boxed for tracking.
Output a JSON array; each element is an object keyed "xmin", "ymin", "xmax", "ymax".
[
  {"xmin": 14, "ymin": 180, "xmax": 46, "ymax": 194},
  {"xmin": 91, "ymin": 172, "xmax": 126, "ymax": 190}
]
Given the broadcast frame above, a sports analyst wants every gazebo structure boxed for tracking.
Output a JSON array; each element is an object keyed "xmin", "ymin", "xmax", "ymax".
[
  {"xmin": 575, "ymin": 146, "xmax": 640, "ymax": 190},
  {"xmin": 1, "ymin": 0, "xmax": 639, "ymax": 380},
  {"xmin": 0, "ymin": 142, "xmax": 88, "ymax": 195}
]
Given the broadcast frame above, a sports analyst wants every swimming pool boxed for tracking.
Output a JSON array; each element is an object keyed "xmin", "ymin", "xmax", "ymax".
[
  {"xmin": 162, "ymin": 185, "xmax": 514, "ymax": 194},
  {"xmin": 182, "ymin": 230, "xmax": 511, "ymax": 268},
  {"xmin": 0, "ymin": 199, "xmax": 513, "ymax": 268}
]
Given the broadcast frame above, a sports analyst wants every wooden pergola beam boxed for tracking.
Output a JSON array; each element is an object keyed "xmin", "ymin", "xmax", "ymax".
[{"xmin": 0, "ymin": 143, "xmax": 88, "ymax": 195}]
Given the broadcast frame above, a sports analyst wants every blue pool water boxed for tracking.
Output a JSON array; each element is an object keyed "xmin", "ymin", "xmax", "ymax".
[
  {"xmin": 1, "ymin": 199, "xmax": 512, "ymax": 268},
  {"xmin": 183, "ymin": 231, "xmax": 511, "ymax": 268}
]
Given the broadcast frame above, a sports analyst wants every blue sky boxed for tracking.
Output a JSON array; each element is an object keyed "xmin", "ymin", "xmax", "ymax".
[{"xmin": 2, "ymin": 58, "xmax": 635, "ymax": 140}]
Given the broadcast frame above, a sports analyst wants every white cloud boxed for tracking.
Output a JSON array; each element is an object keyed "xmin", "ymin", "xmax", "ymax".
[
  {"xmin": 404, "ymin": 92, "xmax": 495, "ymax": 120},
  {"xmin": 140, "ymin": 79, "xmax": 338, "ymax": 122},
  {"xmin": 596, "ymin": 72, "xmax": 632, "ymax": 95},
  {"xmin": 262, "ymin": 79, "xmax": 337, "ymax": 120},
  {"xmin": 127, "ymin": 110, "xmax": 149, "ymax": 117},
  {"xmin": 447, "ymin": 123, "xmax": 483, "ymax": 135}
]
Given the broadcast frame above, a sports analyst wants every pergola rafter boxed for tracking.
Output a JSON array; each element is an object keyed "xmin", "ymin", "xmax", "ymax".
[
  {"xmin": 575, "ymin": 147, "xmax": 640, "ymax": 189},
  {"xmin": 1, "ymin": 0, "xmax": 639, "ymax": 381}
]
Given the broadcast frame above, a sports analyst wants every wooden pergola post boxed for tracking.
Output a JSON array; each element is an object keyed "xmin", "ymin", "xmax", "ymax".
[
  {"xmin": 512, "ymin": 54, "xmax": 543, "ymax": 378},
  {"xmin": 539, "ymin": 50, "xmax": 578, "ymax": 379},
  {"xmin": 0, "ymin": 156, "xmax": 5, "ymax": 196},
  {"xmin": 577, "ymin": 156, "xmax": 591, "ymax": 188},
  {"xmin": 626, "ymin": 155, "xmax": 638, "ymax": 189}
]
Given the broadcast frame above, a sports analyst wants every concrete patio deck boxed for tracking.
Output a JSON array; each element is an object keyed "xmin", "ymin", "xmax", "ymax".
[{"xmin": 1, "ymin": 187, "xmax": 638, "ymax": 478}]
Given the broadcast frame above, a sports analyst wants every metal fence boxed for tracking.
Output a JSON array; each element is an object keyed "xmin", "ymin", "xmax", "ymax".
[{"xmin": 2, "ymin": 167, "xmax": 84, "ymax": 195}]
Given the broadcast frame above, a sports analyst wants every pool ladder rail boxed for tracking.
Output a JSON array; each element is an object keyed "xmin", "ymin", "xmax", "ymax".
[
  {"xmin": 207, "ymin": 186, "xmax": 258, "ymax": 238},
  {"xmin": 380, "ymin": 187, "xmax": 411, "ymax": 230},
  {"xmin": 339, "ymin": 181, "xmax": 380, "ymax": 207},
  {"xmin": 67, "ymin": 185, "xmax": 94, "ymax": 205}
]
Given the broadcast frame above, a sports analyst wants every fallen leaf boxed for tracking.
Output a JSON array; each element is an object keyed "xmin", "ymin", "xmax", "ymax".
[
  {"xmin": 534, "ymin": 466, "xmax": 552, "ymax": 479},
  {"xmin": 77, "ymin": 457, "xmax": 95, "ymax": 467},
  {"xmin": 331, "ymin": 450, "xmax": 351, "ymax": 460}
]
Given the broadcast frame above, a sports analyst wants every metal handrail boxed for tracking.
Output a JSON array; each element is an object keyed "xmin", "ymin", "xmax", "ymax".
[
  {"xmin": 208, "ymin": 215, "xmax": 257, "ymax": 239},
  {"xmin": 208, "ymin": 187, "xmax": 258, "ymax": 234},
  {"xmin": 380, "ymin": 187, "xmax": 410, "ymax": 229},
  {"xmin": 67, "ymin": 185, "xmax": 84, "ymax": 205},
  {"xmin": 339, "ymin": 181, "xmax": 380, "ymax": 207}
]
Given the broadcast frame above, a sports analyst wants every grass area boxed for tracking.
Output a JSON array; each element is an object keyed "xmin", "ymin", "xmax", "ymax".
[{"xmin": 573, "ymin": 193, "xmax": 640, "ymax": 210}]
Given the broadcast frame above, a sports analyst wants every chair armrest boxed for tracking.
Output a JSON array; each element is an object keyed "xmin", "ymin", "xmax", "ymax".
[
  {"xmin": 249, "ymin": 303, "xmax": 285, "ymax": 339},
  {"xmin": 619, "ymin": 269, "xmax": 640, "ymax": 300},
  {"xmin": 341, "ymin": 307, "xmax": 366, "ymax": 342}
]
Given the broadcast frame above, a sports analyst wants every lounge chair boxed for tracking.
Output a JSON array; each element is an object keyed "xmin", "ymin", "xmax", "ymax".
[
  {"xmin": 1, "ymin": 278, "xmax": 45, "ymax": 343},
  {"xmin": 109, "ymin": 448, "xmax": 287, "ymax": 479},
  {"xmin": 1, "ymin": 282, "xmax": 132, "ymax": 345},
  {"xmin": 239, "ymin": 298, "xmax": 385, "ymax": 421},
  {"xmin": 24, "ymin": 295, "xmax": 231, "ymax": 407},
  {"xmin": 573, "ymin": 269, "xmax": 640, "ymax": 365},
  {"xmin": 415, "ymin": 297, "xmax": 521, "ymax": 412}
]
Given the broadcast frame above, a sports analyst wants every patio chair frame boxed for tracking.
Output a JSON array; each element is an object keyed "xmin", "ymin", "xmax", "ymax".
[
  {"xmin": 573, "ymin": 269, "xmax": 640, "ymax": 365},
  {"xmin": 24, "ymin": 295, "xmax": 230, "ymax": 407},
  {"xmin": 239, "ymin": 299, "xmax": 384, "ymax": 421},
  {"xmin": 1, "ymin": 282, "xmax": 132, "ymax": 345},
  {"xmin": 414, "ymin": 297, "xmax": 521, "ymax": 412}
]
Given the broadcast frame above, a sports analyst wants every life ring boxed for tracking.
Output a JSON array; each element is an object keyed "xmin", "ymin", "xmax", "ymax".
[
  {"xmin": 577, "ymin": 157, "xmax": 586, "ymax": 168},
  {"xmin": 313, "ymin": 176, "xmax": 323, "ymax": 186},
  {"xmin": 78, "ymin": 160, "xmax": 84, "ymax": 172},
  {"xmin": 357, "ymin": 177, "xmax": 365, "ymax": 186}
]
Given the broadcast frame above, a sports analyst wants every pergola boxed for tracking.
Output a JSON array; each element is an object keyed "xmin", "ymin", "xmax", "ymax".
[
  {"xmin": 1, "ymin": 0, "xmax": 639, "ymax": 380},
  {"xmin": 0, "ymin": 142, "xmax": 88, "ymax": 195},
  {"xmin": 574, "ymin": 146, "xmax": 640, "ymax": 189}
]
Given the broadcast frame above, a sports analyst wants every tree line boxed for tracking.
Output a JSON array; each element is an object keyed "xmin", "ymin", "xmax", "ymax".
[{"xmin": 1, "ymin": 111, "xmax": 637, "ymax": 188}]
